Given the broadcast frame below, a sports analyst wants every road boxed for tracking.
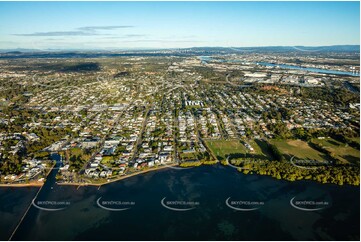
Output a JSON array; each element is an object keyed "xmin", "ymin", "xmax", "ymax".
[
  {"xmin": 173, "ymin": 105, "xmax": 179, "ymax": 164},
  {"xmin": 226, "ymin": 73, "xmax": 237, "ymax": 87},
  {"xmin": 79, "ymin": 104, "xmax": 132, "ymax": 174},
  {"xmin": 129, "ymin": 105, "xmax": 151, "ymax": 163},
  {"xmin": 193, "ymin": 113, "xmax": 218, "ymax": 162}
]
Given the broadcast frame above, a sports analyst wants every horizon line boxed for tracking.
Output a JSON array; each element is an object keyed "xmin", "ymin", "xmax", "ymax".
[{"xmin": 0, "ymin": 44, "xmax": 359, "ymax": 51}]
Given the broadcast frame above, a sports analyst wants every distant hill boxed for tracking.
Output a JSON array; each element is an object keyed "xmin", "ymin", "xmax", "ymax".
[
  {"xmin": 187, "ymin": 45, "xmax": 360, "ymax": 53},
  {"xmin": 0, "ymin": 45, "xmax": 359, "ymax": 59}
]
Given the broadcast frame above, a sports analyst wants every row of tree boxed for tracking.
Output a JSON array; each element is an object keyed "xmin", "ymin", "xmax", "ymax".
[{"xmin": 237, "ymin": 160, "xmax": 359, "ymax": 186}]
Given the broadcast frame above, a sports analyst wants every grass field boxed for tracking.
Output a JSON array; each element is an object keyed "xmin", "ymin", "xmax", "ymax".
[
  {"xmin": 101, "ymin": 156, "xmax": 115, "ymax": 163},
  {"xmin": 205, "ymin": 139, "xmax": 274, "ymax": 161},
  {"xmin": 271, "ymin": 139, "xmax": 326, "ymax": 161},
  {"xmin": 179, "ymin": 152, "xmax": 198, "ymax": 161},
  {"xmin": 205, "ymin": 139, "xmax": 247, "ymax": 160},
  {"xmin": 205, "ymin": 138, "xmax": 343, "ymax": 162},
  {"xmin": 250, "ymin": 139, "xmax": 274, "ymax": 160},
  {"xmin": 350, "ymin": 137, "xmax": 360, "ymax": 144},
  {"xmin": 312, "ymin": 138, "xmax": 360, "ymax": 164},
  {"xmin": 69, "ymin": 147, "xmax": 83, "ymax": 156}
]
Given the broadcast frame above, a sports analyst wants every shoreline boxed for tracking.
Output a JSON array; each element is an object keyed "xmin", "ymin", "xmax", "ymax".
[
  {"xmin": 0, "ymin": 163, "xmax": 179, "ymax": 188},
  {"xmin": 0, "ymin": 162, "xmax": 56, "ymax": 188},
  {"xmin": 0, "ymin": 182, "xmax": 43, "ymax": 188},
  {"xmin": 57, "ymin": 163, "xmax": 178, "ymax": 187},
  {"xmin": 1, "ymin": 162, "xmax": 357, "ymax": 187}
]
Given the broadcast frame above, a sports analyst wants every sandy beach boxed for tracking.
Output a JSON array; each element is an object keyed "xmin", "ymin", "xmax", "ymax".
[{"xmin": 0, "ymin": 182, "xmax": 43, "ymax": 188}]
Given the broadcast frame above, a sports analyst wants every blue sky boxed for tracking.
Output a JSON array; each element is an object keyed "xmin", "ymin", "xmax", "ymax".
[{"xmin": 0, "ymin": 1, "xmax": 359, "ymax": 50}]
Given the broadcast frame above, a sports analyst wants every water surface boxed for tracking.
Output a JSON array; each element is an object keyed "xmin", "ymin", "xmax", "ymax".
[
  {"xmin": 1, "ymin": 164, "xmax": 358, "ymax": 240},
  {"xmin": 200, "ymin": 56, "xmax": 360, "ymax": 77}
]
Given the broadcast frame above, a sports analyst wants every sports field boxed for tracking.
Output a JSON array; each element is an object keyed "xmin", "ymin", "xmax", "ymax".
[
  {"xmin": 270, "ymin": 139, "xmax": 326, "ymax": 161},
  {"xmin": 205, "ymin": 139, "xmax": 247, "ymax": 160},
  {"xmin": 312, "ymin": 138, "xmax": 360, "ymax": 164},
  {"xmin": 205, "ymin": 139, "xmax": 274, "ymax": 161}
]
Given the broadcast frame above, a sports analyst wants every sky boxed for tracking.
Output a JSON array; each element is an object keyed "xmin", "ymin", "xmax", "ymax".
[{"xmin": 0, "ymin": 1, "xmax": 359, "ymax": 50}]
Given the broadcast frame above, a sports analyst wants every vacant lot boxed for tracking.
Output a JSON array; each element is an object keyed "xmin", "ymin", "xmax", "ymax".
[
  {"xmin": 312, "ymin": 138, "xmax": 360, "ymax": 164},
  {"xmin": 271, "ymin": 139, "xmax": 326, "ymax": 161}
]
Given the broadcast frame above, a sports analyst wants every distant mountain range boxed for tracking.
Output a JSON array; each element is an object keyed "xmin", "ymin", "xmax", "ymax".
[
  {"xmin": 187, "ymin": 45, "xmax": 360, "ymax": 52},
  {"xmin": 0, "ymin": 45, "xmax": 359, "ymax": 58}
]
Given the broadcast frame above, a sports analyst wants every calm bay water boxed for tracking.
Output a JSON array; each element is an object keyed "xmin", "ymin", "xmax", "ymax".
[
  {"xmin": 0, "ymin": 186, "xmax": 39, "ymax": 240},
  {"xmin": 200, "ymin": 56, "xmax": 360, "ymax": 77},
  {"xmin": 0, "ymin": 163, "xmax": 359, "ymax": 241},
  {"xmin": 256, "ymin": 62, "xmax": 360, "ymax": 77}
]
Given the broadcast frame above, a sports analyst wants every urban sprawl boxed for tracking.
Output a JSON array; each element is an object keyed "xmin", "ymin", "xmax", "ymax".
[{"xmin": 0, "ymin": 51, "xmax": 359, "ymax": 186}]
